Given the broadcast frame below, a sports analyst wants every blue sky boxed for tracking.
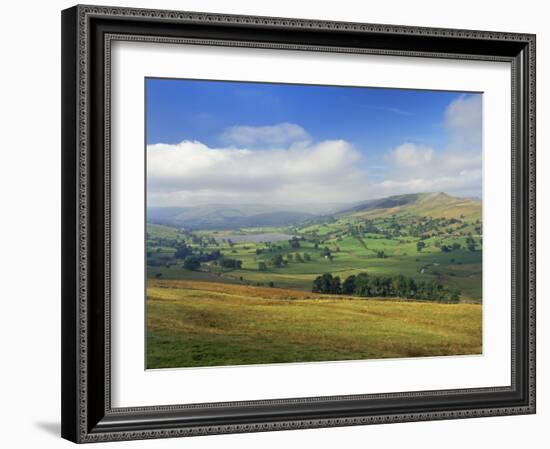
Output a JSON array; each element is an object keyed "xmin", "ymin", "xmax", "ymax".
[{"xmin": 146, "ymin": 78, "xmax": 482, "ymax": 207}]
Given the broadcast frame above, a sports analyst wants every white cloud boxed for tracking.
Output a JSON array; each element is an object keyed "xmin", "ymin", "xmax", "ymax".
[
  {"xmin": 220, "ymin": 122, "xmax": 310, "ymax": 147},
  {"xmin": 147, "ymin": 138, "xmax": 367, "ymax": 206},
  {"xmin": 148, "ymin": 137, "xmax": 482, "ymax": 207},
  {"xmin": 383, "ymin": 140, "xmax": 481, "ymax": 198},
  {"xmin": 388, "ymin": 143, "xmax": 434, "ymax": 167},
  {"xmin": 389, "ymin": 142, "xmax": 480, "ymax": 174},
  {"xmin": 445, "ymin": 94, "xmax": 482, "ymax": 149}
]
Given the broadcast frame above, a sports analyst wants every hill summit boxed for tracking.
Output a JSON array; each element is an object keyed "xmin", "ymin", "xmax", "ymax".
[{"xmin": 344, "ymin": 192, "xmax": 481, "ymax": 220}]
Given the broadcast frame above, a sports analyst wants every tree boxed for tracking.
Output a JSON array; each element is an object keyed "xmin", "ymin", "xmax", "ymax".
[
  {"xmin": 258, "ymin": 261, "xmax": 267, "ymax": 271},
  {"xmin": 219, "ymin": 258, "xmax": 242, "ymax": 269},
  {"xmin": 392, "ymin": 274, "xmax": 408, "ymax": 297},
  {"xmin": 183, "ymin": 256, "xmax": 201, "ymax": 271},
  {"xmin": 319, "ymin": 271, "xmax": 456, "ymax": 302},
  {"xmin": 354, "ymin": 272, "xmax": 371, "ymax": 296},
  {"xmin": 289, "ymin": 237, "xmax": 301, "ymax": 249},
  {"xmin": 466, "ymin": 236, "xmax": 476, "ymax": 252},
  {"xmin": 295, "ymin": 253, "xmax": 304, "ymax": 263},
  {"xmin": 449, "ymin": 288, "xmax": 461, "ymax": 303},
  {"xmin": 330, "ymin": 276, "xmax": 341, "ymax": 294},
  {"xmin": 423, "ymin": 280, "xmax": 443, "ymax": 300},
  {"xmin": 175, "ymin": 244, "xmax": 193, "ymax": 259},
  {"xmin": 416, "ymin": 241, "xmax": 426, "ymax": 252},
  {"xmin": 312, "ymin": 275, "xmax": 324, "ymax": 293},
  {"xmin": 322, "ymin": 247, "xmax": 331, "ymax": 258},
  {"xmin": 271, "ymin": 254, "xmax": 284, "ymax": 268},
  {"xmin": 287, "ymin": 253, "xmax": 294, "ymax": 262},
  {"xmin": 407, "ymin": 277, "xmax": 417, "ymax": 299},
  {"xmin": 312, "ymin": 273, "xmax": 341, "ymax": 294},
  {"xmin": 342, "ymin": 275, "xmax": 356, "ymax": 295},
  {"xmin": 369, "ymin": 276, "xmax": 384, "ymax": 296},
  {"xmin": 303, "ymin": 253, "xmax": 311, "ymax": 262}
]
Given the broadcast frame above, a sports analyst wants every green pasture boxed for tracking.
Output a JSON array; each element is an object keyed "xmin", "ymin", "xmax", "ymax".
[{"xmin": 147, "ymin": 229, "xmax": 482, "ymax": 301}]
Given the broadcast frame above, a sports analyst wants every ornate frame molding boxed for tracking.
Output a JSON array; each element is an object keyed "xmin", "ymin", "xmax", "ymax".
[{"xmin": 62, "ymin": 4, "xmax": 536, "ymax": 443}]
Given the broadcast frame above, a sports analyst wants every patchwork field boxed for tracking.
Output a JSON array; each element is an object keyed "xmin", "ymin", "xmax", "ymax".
[
  {"xmin": 147, "ymin": 193, "xmax": 483, "ymax": 302},
  {"xmin": 146, "ymin": 279, "xmax": 482, "ymax": 369}
]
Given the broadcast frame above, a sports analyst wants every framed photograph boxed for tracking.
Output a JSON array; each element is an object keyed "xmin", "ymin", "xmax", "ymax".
[{"xmin": 61, "ymin": 4, "xmax": 536, "ymax": 443}]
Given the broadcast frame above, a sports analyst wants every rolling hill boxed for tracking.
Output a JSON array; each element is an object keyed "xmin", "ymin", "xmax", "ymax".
[
  {"xmin": 147, "ymin": 192, "xmax": 481, "ymax": 230},
  {"xmin": 342, "ymin": 192, "xmax": 481, "ymax": 221}
]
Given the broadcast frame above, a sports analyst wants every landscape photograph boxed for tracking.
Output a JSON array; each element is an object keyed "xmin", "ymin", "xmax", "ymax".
[{"xmin": 145, "ymin": 78, "xmax": 483, "ymax": 369}]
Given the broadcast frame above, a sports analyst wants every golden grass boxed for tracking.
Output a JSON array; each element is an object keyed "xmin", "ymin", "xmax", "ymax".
[{"xmin": 147, "ymin": 279, "xmax": 482, "ymax": 369}]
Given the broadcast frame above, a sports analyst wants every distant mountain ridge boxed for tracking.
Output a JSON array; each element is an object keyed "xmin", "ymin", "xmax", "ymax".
[
  {"xmin": 147, "ymin": 204, "xmax": 316, "ymax": 229},
  {"xmin": 147, "ymin": 192, "xmax": 481, "ymax": 229}
]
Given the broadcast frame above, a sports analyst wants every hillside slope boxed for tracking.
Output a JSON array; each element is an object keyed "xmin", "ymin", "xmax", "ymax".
[{"xmin": 344, "ymin": 192, "xmax": 481, "ymax": 221}]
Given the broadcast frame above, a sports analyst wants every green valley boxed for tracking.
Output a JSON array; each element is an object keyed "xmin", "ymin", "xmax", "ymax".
[
  {"xmin": 146, "ymin": 192, "xmax": 482, "ymax": 368},
  {"xmin": 147, "ymin": 192, "xmax": 482, "ymax": 303}
]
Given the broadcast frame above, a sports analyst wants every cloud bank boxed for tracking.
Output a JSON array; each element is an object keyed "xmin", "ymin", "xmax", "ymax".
[
  {"xmin": 148, "ymin": 139, "xmax": 366, "ymax": 206},
  {"xmin": 385, "ymin": 142, "xmax": 481, "ymax": 197},
  {"xmin": 148, "ymin": 96, "xmax": 482, "ymax": 207}
]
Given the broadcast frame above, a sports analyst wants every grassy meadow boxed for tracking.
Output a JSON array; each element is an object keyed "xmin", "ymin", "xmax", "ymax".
[{"xmin": 147, "ymin": 279, "xmax": 482, "ymax": 368}]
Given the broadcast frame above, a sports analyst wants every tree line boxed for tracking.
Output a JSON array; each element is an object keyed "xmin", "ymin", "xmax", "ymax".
[{"xmin": 312, "ymin": 272, "xmax": 460, "ymax": 302}]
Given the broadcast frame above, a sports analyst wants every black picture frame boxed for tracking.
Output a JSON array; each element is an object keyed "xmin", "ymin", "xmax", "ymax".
[{"xmin": 61, "ymin": 4, "xmax": 536, "ymax": 443}]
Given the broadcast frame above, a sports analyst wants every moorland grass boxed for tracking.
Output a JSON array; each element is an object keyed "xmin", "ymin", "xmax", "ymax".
[{"xmin": 146, "ymin": 279, "xmax": 482, "ymax": 369}]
